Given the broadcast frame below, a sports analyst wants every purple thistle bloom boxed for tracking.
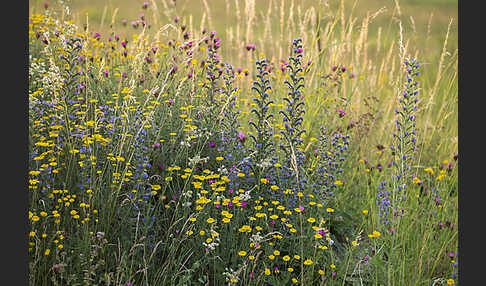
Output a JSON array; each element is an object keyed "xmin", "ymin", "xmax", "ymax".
[
  {"xmin": 245, "ymin": 44, "xmax": 257, "ymax": 51},
  {"xmin": 52, "ymin": 264, "xmax": 61, "ymax": 272},
  {"xmin": 237, "ymin": 131, "xmax": 246, "ymax": 143},
  {"xmin": 142, "ymin": 1, "xmax": 149, "ymax": 9}
]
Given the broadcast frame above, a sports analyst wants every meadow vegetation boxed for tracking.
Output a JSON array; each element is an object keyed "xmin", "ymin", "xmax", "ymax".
[{"xmin": 28, "ymin": 0, "xmax": 457, "ymax": 285}]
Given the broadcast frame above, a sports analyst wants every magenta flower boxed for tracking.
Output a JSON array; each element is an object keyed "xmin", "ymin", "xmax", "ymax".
[
  {"xmin": 237, "ymin": 131, "xmax": 246, "ymax": 143},
  {"xmin": 245, "ymin": 44, "xmax": 257, "ymax": 51}
]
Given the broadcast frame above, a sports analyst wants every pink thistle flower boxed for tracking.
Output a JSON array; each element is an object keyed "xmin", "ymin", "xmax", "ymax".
[{"xmin": 237, "ymin": 131, "xmax": 246, "ymax": 143}]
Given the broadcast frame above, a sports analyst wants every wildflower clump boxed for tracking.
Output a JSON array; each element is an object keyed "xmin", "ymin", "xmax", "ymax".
[{"xmin": 28, "ymin": 2, "xmax": 457, "ymax": 285}]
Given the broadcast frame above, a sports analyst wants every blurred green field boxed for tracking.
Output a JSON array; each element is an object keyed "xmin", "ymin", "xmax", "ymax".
[
  {"xmin": 29, "ymin": 0, "xmax": 457, "ymax": 80},
  {"xmin": 29, "ymin": 0, "xmax": 457, "ymax": 57}
]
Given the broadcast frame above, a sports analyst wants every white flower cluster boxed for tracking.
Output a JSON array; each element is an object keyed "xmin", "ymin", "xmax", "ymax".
[
  {"xmin": 42, "ymin": 63, "xmax": 64, "ymax": 95},
  {"xmin": 29, "ymin": 55, "xmax": 47, "ymax": 85},
  {"xmin": 188, "ymin": 154, "xmax": 209, "ymax": 167},
  {"xmin": 222, "ymin": 267, "xmax": 241, "ymax": 285},
  {"xmin": 202, "ymin": 232, "xmax": 220, "ymax": 251}
]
